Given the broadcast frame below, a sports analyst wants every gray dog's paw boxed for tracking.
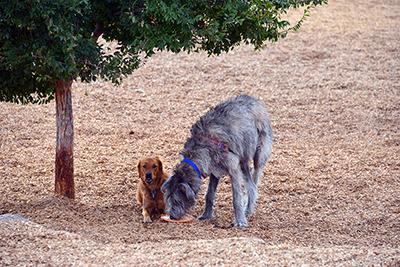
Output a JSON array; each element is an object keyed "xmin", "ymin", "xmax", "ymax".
[
  {"xmin": 233, "ymin": 221, "xmax": 248, "ymax": 228},
  {"xmin": 198, "ymin": 213, "xmax": 213, "ymax": 221}
]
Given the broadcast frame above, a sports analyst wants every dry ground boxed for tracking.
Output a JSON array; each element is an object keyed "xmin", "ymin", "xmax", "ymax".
[{"xmin": 1, "ymin": 0, "xmax": 399, "ymax": 266}]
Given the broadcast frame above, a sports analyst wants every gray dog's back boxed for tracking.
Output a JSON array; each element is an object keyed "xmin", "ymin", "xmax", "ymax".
[{"xmin": 189, "ymin": 95, "xmax": 272, "ymax": 169}]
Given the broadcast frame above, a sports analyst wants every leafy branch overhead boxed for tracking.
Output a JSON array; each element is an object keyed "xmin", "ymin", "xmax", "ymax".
[{"xmin": 0, "ymin": 0, "xmax": 327, "ymax": 103}]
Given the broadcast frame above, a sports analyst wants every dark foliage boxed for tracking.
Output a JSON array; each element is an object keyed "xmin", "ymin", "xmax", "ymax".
[{"xmin": 0, "ymin": 0, "xmax": 327, "ymax": 103}]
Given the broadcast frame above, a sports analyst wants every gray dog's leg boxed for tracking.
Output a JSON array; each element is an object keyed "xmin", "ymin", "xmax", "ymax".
[
  {"xmin": 230, "ymin": 163, "xmax": 249, "ymax": 227},
  {"xmin": 248, "ymin": 133, "xmax": 272, "ymax": 216},
  {"xmin": 241, "ymin": 161, "xmax": 257, "ymax": 217},
  {"xmin": 253, "ymin": 133, "xmax": 272, "ymax": 186},
  {"xmin": 199, "ymin": 174, "xmax": 219, "ymax": 220}
]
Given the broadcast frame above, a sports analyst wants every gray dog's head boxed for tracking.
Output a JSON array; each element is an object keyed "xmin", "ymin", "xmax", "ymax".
[{"xmin": 161, "ymin": 164, "xmax": 201, "ymax": 219}]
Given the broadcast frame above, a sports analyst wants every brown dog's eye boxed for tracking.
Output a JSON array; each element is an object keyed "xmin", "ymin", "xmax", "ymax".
[
  {"xmin": 142, "ymin": 164, "xmax": 147, "ymax": 169},
  {"xmin": 152, "ymin": 164, "xmax": 157, "ymax": 169}
]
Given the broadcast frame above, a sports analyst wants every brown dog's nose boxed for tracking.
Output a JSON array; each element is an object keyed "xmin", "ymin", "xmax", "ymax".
[{"xmin": 145, "ymin": 173, "xmax": 153, "ymax": 184}]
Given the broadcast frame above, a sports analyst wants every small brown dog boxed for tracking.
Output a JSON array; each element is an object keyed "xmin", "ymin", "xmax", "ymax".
[{"xmin": 136, "ymin": 157, "xmax": 168, "ymax": 223}]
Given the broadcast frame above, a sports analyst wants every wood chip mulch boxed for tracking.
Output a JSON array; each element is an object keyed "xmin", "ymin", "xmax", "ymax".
[{"xmin": 1, "ymin": 0, "xmax": 399, "ymax": 265}]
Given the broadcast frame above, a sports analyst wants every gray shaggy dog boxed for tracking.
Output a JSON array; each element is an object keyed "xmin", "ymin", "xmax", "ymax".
[{"xmin": 161, "ymin": 95, "xmax": 273, "ymax": 227}]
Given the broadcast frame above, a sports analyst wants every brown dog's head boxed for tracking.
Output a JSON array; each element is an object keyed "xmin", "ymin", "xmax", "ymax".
[{"xmin": 138, "ymin": 157, "xmax": 164, "ymax": 186}]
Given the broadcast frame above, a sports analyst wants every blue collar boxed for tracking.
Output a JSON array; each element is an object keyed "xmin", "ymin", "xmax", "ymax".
[{"xmin": 182, "ymin": 158, "xmax": 202, "ymax": 179}]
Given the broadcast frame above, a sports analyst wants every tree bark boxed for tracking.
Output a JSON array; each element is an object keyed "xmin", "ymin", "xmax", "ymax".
[{"xmin": 54, "ymin": 80, "xmax": 75, "ymax": 199}]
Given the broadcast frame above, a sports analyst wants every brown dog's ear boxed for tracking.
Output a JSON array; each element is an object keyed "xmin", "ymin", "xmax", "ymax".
[
  {"xmin": 156, "ymin": 157, "xmax": 163, "ymax": 178},
  {"xmin": 138, "ymin": 160, "xmax": 144, "ymax": 179}
]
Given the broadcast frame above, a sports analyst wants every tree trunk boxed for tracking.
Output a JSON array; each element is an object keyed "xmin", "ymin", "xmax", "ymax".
[{"xmin": 54, "ymin": 80, "xmax": 75, "ymax": 199}]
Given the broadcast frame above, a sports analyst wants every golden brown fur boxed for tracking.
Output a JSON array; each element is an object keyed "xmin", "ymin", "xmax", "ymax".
[{"xmin": 136, "ymin": 157, "xmax": 168, "ymax": 223}]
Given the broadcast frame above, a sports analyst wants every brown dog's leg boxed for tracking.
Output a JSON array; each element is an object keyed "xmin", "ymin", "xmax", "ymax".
[
  {"xmin": 142, "ymin": 207, "xmax": 152, "ymax": 223},
  {"xmin": 156, "ymin": 195, "xmax": 165, "ymax": 214},
  {"xmin": 136, "ymin": 189, "xmax": 143, "ymax": 205},
  {"xmin": 137, "ymin": 188, "xmax": 152, "ymax": 222}
]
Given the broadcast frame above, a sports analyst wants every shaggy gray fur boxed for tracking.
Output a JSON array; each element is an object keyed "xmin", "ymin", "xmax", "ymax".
[{"xmin": 162, "ymin": 95, "xmax": 273, "ymax": 227}]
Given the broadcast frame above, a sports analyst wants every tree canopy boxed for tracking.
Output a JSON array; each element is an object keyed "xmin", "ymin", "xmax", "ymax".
[{"xmin": 0, "ymin": 0, "xmax": 327, "ymax": 104}]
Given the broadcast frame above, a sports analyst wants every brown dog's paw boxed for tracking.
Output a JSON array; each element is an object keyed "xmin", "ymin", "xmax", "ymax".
[
  {"xmin": 143, "ymin": 216, "xmax": 152, "ymax": 223},
  {"xmin": 142, "ymin": 208, "xmax": 152, "ymax": 223}
]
